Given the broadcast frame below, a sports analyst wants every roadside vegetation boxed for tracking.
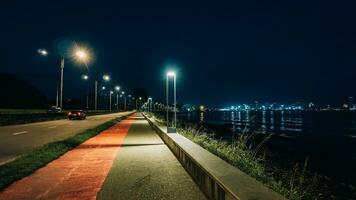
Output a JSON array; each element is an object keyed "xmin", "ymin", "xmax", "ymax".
[
  {"xmin": 0, "ymin": 115, "xmax": 128, "ymax": 191},
  {"xmin": 148, "ymin": 112, "xmax": 323, "ymax": 200}
]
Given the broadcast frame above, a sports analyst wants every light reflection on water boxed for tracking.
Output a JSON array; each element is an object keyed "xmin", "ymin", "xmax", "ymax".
[
  {"xmin": 195, "ymin": 110, "xmax": 303, "ymax": 136},
  {"xmin": 182, "ymin": 110, "xmax": 356, "ymax": 139}
]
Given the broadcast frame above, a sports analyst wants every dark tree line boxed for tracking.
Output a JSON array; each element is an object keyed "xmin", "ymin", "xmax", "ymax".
[{"xmin": 0, "ymin": 73, "xmax": 47, "ymax": 108}]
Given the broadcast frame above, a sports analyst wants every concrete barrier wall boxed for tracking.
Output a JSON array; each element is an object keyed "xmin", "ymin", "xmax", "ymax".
[{"xmin": 144, "ymin": 114, "xmax": 286, "ymax": 200}]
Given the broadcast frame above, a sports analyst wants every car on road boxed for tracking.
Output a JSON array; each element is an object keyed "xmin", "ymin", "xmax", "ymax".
[
  {"xmin": 47, "ymin": 106, "xmax": 61, "ymax": 113},
  {"xmin": 67, "ymin": 110, "xmax": 86, "ymax": 120}
]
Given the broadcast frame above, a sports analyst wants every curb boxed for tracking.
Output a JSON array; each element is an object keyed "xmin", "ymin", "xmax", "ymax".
[{"xmin": 143, "ymin": 114, "xmax": 285, "ymax": 200}]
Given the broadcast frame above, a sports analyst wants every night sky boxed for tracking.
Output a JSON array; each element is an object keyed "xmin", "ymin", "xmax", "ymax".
[{"xmin": 1, "ymin": 1, "xmax": 355, "ymax": 107}]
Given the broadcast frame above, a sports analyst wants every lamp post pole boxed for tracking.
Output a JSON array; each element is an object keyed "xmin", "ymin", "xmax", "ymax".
[
  {"xmin": 121, "ymin": 91, "xmax": 126, "ymax": 111},
  {"xmin": 38, "ymin": 47, "xmax": 90, "ymax": 111},
  {"xmin": 59, "ymin": 57, "xmax": 64, "ymax": 111},
  {"xmin": 166, "ymin": 76, "xmax": 169, "ymax": 127},
  {"xmin": 166, "ymin": 71, "xmax": 176, "ymax": 132},
  {"xmin": 174, "ymin": 74, "xmax": 177, "ymax": 128},
  {"xmin": 109, "ymin": 91, "xmax": 113, "ymax": 111},
  {"xmin": 124, "ymin": 96, "xmax": 127, "ymax": 111}
]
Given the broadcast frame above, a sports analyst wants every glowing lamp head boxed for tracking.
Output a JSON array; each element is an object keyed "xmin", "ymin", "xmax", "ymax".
[
  {"xmin": 73, "ymin": 47, "xmax": 91, "ymax": 63},
  {"xmin": 110, "ymin": 91, "xmax": 114, "ymax": 94},
  {"xmin": 115, "ymin": 86, "xmax": 120, "ymax": 91},
  {"xmin": 81, "ymin": 75, "xmax": 89, "ymax": 80},
  {"xmin": 121, "ymin": 91, "xmax": 125, "ymax": 95},
  {"xmin": 76, "ymin": 50, "xmax": 87, "ymax": 59},
  {"xmin": 38, "ymin": 49, "xmax": 48, "ymax": 56},
  {"xmin": 167, "ymin": 71, "xmax": 176, "ymax": 77},
  {"xmin": 103, "ymin": 74, "xmax": 110, "ymax": 81},
  {"xmin": 102, "ymin": 86, "xmax": 106, "ymax": 90}
]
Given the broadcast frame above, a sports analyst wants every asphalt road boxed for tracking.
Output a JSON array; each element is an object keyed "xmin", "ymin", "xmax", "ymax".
[{"xmin": 0, "ymin": 111, "xmax": 132, "ymax": 165}]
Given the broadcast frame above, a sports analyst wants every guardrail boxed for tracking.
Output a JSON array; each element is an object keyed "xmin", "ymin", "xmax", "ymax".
[{"xmin": 143, "ymin": 114, "xmax": 285, "ymax": 200}]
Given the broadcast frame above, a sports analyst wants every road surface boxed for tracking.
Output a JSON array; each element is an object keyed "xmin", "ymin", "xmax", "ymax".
[{"xmin": 0, "ymin": 111, "xmax": 131, "ymax": 165}]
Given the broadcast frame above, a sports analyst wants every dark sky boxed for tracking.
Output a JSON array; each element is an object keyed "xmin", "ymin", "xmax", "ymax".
[{"xmin": 1, "ymin": 1, "xmax": 355, "ymax": 107}]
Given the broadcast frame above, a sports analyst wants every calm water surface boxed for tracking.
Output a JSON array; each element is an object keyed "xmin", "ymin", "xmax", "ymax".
[{"xmin": 179, "ymin": 110, "xmax": 356, "ymax": 184}]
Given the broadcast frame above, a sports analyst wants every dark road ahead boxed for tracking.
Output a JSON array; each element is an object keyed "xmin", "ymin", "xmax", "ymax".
[{"xmin": 0, "ymin": 112, "xmax": 131, "ymax": 165}]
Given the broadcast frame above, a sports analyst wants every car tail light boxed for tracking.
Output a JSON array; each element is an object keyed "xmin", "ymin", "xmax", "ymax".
[
  {"xmin": 77, "ymin": 112, "xmax": 81, "ymax": 116},
  {"xmin": 68, "ymin": 112, "xmax": 72, "ymax": 115}
]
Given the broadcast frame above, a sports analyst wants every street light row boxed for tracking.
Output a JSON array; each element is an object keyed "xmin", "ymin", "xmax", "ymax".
[
  {"xmin": 81, "ymin": 73, "xmax": 134, "ymax": 111},
  {"xmin": 38, "ymin": 44, "xmax": 133, "ymax": 111}
]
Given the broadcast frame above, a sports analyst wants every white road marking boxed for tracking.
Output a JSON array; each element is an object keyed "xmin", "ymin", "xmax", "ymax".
[
  {"xmin": 48, "ymin": 126, "xmax": 57, "ymax": 129},
  {"xmin": 12, "ymin": 131, "xmax": 28, "ymax": 136}
]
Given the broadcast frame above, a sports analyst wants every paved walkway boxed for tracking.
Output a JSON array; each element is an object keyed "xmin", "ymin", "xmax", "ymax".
[
  {"xmin": 97, "ymin": 114, "xmax": 206, "ymax": 200},
  {"xmin": 0, "ymin": 113, "xmax": 206, "ymax": 200}
]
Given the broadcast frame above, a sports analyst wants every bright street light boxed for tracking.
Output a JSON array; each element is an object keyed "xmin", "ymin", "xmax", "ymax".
[
  {"xmin": 167, "ymin": 71, "xmax": 176, "ymax": 77},
  {"xmin": 38, "ymin": 43, "xmax": 92, "ymax": 111},
  {"xmin": 76, "ymin": 50, "xmax": 87, "ymax": 60},
  {"xmin": 81, "ymin": 74, "xmax": 89, "ymax": 80},
  {"xmin": 103, "ymin": 74, "xmax": 110, "ymax": 81},
  {"xmin": 73, "ymin": 46, "xmax": 91, "ymax": 63},
  {"xmin": 38, "ymin": 49, "xmax": 48, "ymax": 56},
  {"xmin": 115, "ymin": 86, "xmax": 120, "ymax": 91},
  {"xmin": 102, "ymin": 86, "xmax": 106, "ymax": 90}
]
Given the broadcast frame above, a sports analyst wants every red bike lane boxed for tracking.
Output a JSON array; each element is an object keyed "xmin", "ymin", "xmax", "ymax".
[{"xmin": 0, "ymin": 113, "xmax": 136, "ymax": 200}]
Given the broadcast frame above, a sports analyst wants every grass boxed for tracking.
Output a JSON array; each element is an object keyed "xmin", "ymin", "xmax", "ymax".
[
  {"xmin": 0, "ymin": 115, "xmax": 128, "ymax": 191},
  {"xmin": 149, "ymin": 112, "xmax": 322, "ymax": 200}
]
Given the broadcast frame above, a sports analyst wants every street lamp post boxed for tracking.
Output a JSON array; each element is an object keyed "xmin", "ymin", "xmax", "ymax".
[
  {"xmin": 59, "ymin": 57, "xmax": 64, "ymax": 110},
  {"xmin": 94, "ymin": 74, "xmax": 110, "ymax": 111},
  {"xmin": 101, "ymin": 86, "xmax": 106, "ymax": 110},
  {"xmin": 38, "ymin": 47, "xmax": 90, "ymax": 111},
  {"xmin": 166, "ymin": 71, "xmax": 176, "ymax": 133},
  {"xmin": 116, "ymin": 93, "xmax": 119, "ymax": 111},
  {"xmin": 109, "ymin": 90, "xmax": 113, "ymax": 111},
  {"xmin": 115, "ymin": 86, "xmax": 120, "ymax": 111},
  {"xmin": 122, "ymin": 91, "xmax": 126, "ymax": 111},
  {"xmin": 148, "ymin": 97, "xmax": 152, "ymax": 112},
  {"xmin": 81, "ymin": 74, "xmax": 89, "ymax": 109}
]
